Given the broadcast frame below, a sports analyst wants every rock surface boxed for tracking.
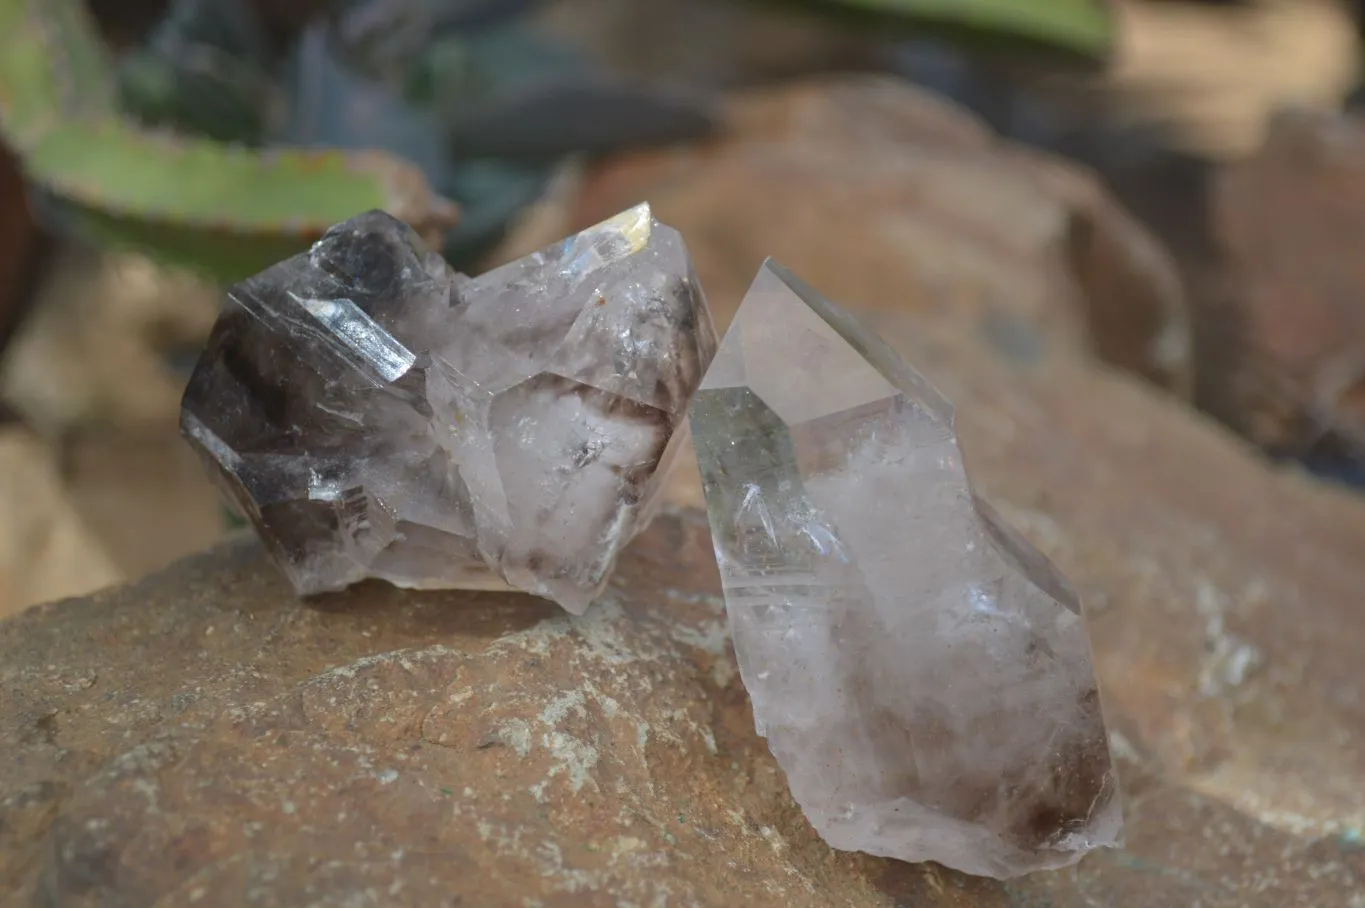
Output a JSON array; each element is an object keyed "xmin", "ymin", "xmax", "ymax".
[
  {"xmin": 5, "ymin": 263, "xmax": 1365, "ymax": 905},
  {"xmin": 572, "ymin": 76, "xmax": 1191, "ymax": 395}
]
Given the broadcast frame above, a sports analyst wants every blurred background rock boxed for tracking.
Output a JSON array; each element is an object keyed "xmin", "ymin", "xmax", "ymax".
[{"xmin": 1, "ymin": 0, "xmax": 1363, "ymax": 616}]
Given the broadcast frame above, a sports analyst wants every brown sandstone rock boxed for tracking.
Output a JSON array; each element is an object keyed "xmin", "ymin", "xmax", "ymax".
[
  {"xmin": 2, "ymin": 275, "xmax": 1362, "ymax": 904},
  {"xmin": 1210, "ymin": 107, "xmax": 1365, "ymax": 464},
  {"xmin": 571, "ymin": 76, "xmax": 1191, "ymax": 394}
]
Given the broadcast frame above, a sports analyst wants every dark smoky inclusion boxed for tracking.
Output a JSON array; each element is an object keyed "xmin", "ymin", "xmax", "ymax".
[{"xmin": 182, "ymin": 205, "xmax": 716, "ymax": 613}]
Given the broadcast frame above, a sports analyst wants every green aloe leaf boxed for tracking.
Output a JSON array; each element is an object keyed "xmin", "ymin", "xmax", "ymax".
[
  {"xmin": 777, "ymin": 0, "xmax": 1115, "ymax": 60},
  {"xmin": 1, "ymin": 0, "xmax": 457, "ymax": 284}
]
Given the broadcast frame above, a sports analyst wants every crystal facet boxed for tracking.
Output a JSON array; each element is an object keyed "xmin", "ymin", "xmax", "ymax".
[
  {"xmin": 182, "ymin": 204, "xmax": 715, "ymax": 613},
  {"xmin": 690, "ymin": 261, "xmax": 1120, "ymax": 878}
]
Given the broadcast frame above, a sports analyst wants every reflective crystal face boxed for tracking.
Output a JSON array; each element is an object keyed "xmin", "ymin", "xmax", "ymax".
[
  {"xmin": 689, "ymin": 261, "xmax": 1120, "ymax": 878},
  {"xmin": 181, "ymin": 204, "xmax": 716, "ymax": 613}
]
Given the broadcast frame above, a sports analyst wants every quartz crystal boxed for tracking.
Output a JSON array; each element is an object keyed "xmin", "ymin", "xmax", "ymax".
[
  {"xmin": 181, "ymin": 204, "xmax": 715, "ymax": 614},
  {"xmin": 690, "ymin": 261, "xmax": 1121, "ymax": 878}
]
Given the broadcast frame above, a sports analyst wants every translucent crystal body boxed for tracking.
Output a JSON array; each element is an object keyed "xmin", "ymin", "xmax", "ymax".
[
  {"xmin": 181, "ymin": 204, "xmax": 715, "ymax": 613},
  {"xmin": 690, "ymin": 260, "xmax": 1120, "ymax": 878}
]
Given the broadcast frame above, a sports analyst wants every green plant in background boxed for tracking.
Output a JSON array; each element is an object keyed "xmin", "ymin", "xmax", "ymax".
[
  {"xmin": 0, "ymin": 0, "xmax": 723, "ymax": 283},
  {"xmin": 775, "ymin": 0, "xmax": 1115, "ymax": 61},
  {"xmin": 0, "ymin": 0, "xmax": 459, "ymax": 284},
  {"xmin": 0, "ymin": 0, "xmax": 1113, "ymax": 287}
]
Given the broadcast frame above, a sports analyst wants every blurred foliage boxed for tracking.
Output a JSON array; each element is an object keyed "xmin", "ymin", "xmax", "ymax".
[
  {"xmin": 769, "ymin": 0, "xmax": 1114, "ymax": 62},
  {"xmin": 0, "ymin": 0, "xmax": 1115, "ymax": 285},
  {"xmin": 0, "ymin": 0, "xmax": 716, "ymax": 281}
]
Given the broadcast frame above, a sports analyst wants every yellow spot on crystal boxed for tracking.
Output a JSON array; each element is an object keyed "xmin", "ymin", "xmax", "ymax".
[{"xmin": 593, "ymin": 202, "xmax": 652, "ymax": 254}]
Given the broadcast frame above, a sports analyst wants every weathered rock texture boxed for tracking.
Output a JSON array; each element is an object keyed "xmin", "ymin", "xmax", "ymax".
[{"xmin": 572, "ymin": 75, "xmax": 1191, "ymax": 395}]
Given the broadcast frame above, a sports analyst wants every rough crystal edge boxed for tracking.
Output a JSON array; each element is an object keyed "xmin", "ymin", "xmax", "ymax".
[
  {"xmin": 761, "ymin": 258, "xmax": 956, "ymax": 425},
  {"xmin": 754, "ymin": 260, "xmax": 1082, "ymax": 617},
  {"xmin": 692, "ymin": 260, "xmax": 1123, "ymax": 878},
  {"xmin": 182, "ymin": 201, "xmax": 715, "ymax": 613}
]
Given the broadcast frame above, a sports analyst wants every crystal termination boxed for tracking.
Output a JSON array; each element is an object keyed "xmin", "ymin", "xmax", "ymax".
[
  {"xmin": 182, "ymin": 204, "xmax": 715, "ymax": 614},
  {"xmin": 689, "ymin": 260, "xmax": 1121, "ymax": 878}
]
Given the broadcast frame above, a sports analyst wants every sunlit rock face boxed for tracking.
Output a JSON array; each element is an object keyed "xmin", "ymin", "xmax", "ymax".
[
  {"xmin": 182, "ymin": 204, "xmax": 715, "ymax": 614},
  {"xmin": 690, "ymin": 260, "xmax": 1120, "ymax": 879}
]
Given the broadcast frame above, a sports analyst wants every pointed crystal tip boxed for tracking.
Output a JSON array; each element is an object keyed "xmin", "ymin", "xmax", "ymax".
[
  {"xmin": 180, "ymin": 207, "xmax": 716, "ymax": 613},
  {"xmin": 689, "ymin": 262, "xmax": 1120, "ymax": 878}
]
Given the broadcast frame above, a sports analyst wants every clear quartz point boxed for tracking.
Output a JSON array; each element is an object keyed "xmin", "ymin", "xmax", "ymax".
[
  {"xmin": 689, "ymin": 260, "xmax": 1121, "ymax": 878},
  {"xmin": 181, "ymin": 204, "xmax": 716, "ymax": 614}
]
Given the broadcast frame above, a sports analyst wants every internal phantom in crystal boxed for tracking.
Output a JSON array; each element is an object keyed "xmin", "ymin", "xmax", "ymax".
[
  {"xmin": 689, "ymin": 261, "xmax": 1121, "ymax": 878},
  {"xmin": 181, "ymin": 204, "xmax": 715, "ymax": 614}
]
